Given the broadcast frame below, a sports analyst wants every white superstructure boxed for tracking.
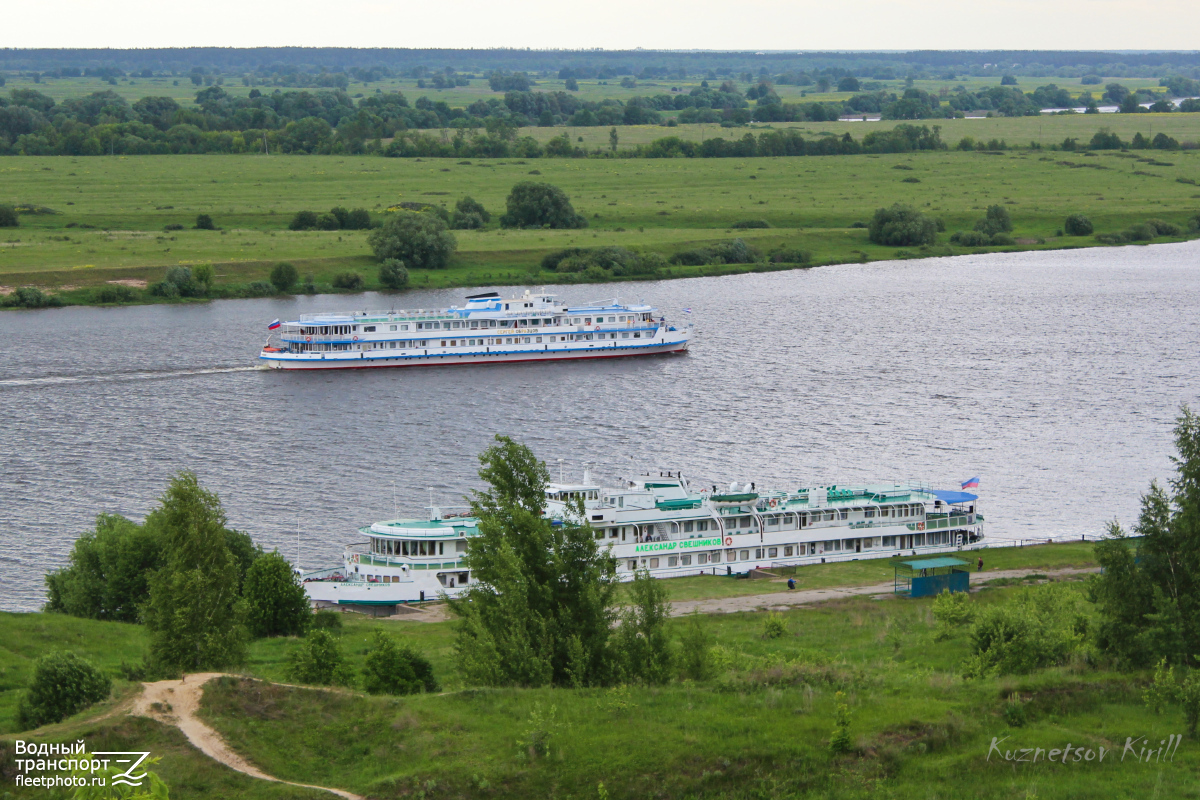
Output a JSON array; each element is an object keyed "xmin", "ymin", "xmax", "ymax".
[
  {"xmin": 260, "ymin": 290, "xmax": 689, "ymax": 369},
  {"xmin": 302, "ymin": 471, "xmax": 984, "ymax": 608}
]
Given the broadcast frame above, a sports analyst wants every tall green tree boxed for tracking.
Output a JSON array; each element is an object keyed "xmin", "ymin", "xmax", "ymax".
[
  {"xmin": 448, "ymin": 436, "xmax": 618, "ymax": 687},
  {"xmin": 367, "ymin": 211, "xmax": 457, "ymax": 269},
  {"xmin": 499, "ymin": 182, "xmax": 588, "ymax": 229},
  {"xmin": 44, "ymin": 513, "xmax": 163, "ymax": 622},
  {"xmin": 142, "ymin": 472, "xmax": 251, "ymax": 674},
  {"xmin": 1090, "ymin": 406, "xmax": 1200, "ymax": 667},
  {"xmin": 243, "ymin": 550, "xmax": 310, "ymax": 638}
]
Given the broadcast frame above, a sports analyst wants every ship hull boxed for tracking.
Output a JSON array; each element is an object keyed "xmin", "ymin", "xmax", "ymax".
[{"xmin": 262, "ymin": 338, "xmax": 688, "ymax": 370}]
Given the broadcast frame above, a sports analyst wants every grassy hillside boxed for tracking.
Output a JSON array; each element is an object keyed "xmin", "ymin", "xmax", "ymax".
[
  {"xmin": 4, "ymin": 543, "xmax": 1191, "ymax": 800},
  {"xmin": 2, "ymin": 146, "xmax": 1198, "ymax": 304}
]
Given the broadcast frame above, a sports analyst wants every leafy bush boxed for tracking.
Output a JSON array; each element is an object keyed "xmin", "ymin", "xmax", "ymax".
[
  {"xmin": 331, "ymin": 272, "xmax": 365, "ymax": 290},
  {"xmin": 670, "ymin": 238, "xmax": 762, "ymax": 266},
  {"xmin": 0, "ymin": 205, "xmax": 18, "ymax": 227},
  {"xmin": 1126, "ymin": 222, "xmax": 1156, "ymax": 241},
  {"xmin": 362, "ymin": 631, "xmax": 439, "ymax": 695},
  {"xmin": 312, "ymin": 609, "xmax": 343, "ymax": 630},
  {"xmin": 316, "ymin": 213, "xmax": 340, "ymax": 231},
  {"xmin": 1145, "ymin": 218, "xmax": 1184, "ymax": 237},
  {"xmin": 17, "ymin": 651, "xmax": 111, "ymax": 729},
  {"xmin": 1144, "ymin": 658, "xmax": 1200, "ymax": 735},
  {"xmin": 762, "ymin": 612, "xmax": 787, "ymax": 639},
  {"xmin": 244, "ymin": 281, "xmax": 275, "ymax": 297},
  {"xmin": 767, "ymin": 248, "xmax": 812, "ymax": 264},
  {"xmin": 243, "ymin": 551, "xmax": 310, "ymax": 638},
  {"xmin": 962, "ymin": 583, "xmax": 1089, "ymax": 678},
  {"xmin": 541, "ymin": 246, "xmax": 661, "ymax": 277},
  {"xmin": 613, "ymin": 570, "xmax": 674, "ymax": 685},
  {"xmin": 289, "ymin": 210, "xmax": 318, "ymax": 231},
  {"xmin": 378, "ymin": 258, "xmax": 409, "ymax": 290},
  {"xmin": 731, "ymin": 219, "xmax": 770, "ymax": 229},
  {"xmin": 949, "ymin": 230, "xmax": 991, "ymax": 246},
  {"xmin": 901, "ymin": 176, "xmax": 921, "ymax": 183},
  {"xmin": 678, "ymin": 613, "xmax": 714, "ymax": 680},
  {"xmin": 149, "ymin": 265, "xmax": 207, "ymax": 299},
  {"xmin": 989, "ymin": 233, "xmax": 1016, "ymax": 246},
  {"xmin": 974, "ymin": 205, "xmax": 1013, "ymax": 235},
  {"xmin": 93, "ymin": 284, "xmax": 141, "ymax": 304},
  {"xmin": 452, "ymin": 196, "xmax": 491, "ymax": 229},
  {"xmin": 194, "ymin": 213, "xmax": 216, "ymax": 230},
  {"xmin": 829, "ymin": 690, "xmax": 854, "ymax": 754},
  {"xmin": 269, "ymin": 262, "xmax": 298, "ymax": 293},
  {"xmin": 1064, "ymin": 214, "xmax": 1094, "ymax": 236},
  {"xmin": 287, "ymin": 629, "xmax": 354, "ymax": 686},
  {"xmin": 44, "ymin": 513, "xmax": 161, "ymax": 622},
  {"xmin": 163, "ymin": 223, "xmax": 184, "ymax": 231},
  {"xmin": 500, "ymin": 182, "xmax": 587, "ymax": 229},
  {"xmin": 368, "ymin": 212, "xmax": 457, "ymax": 269},
  {"xmin": 932, "ymin": 589, "xmax": 975, "ymax": 640},
  {"xmin": 344, "ymin": 208, "xmax": 372, "ymax": 229},
  {"xmin": 3, "ymin": 286, "xmax": 62, "ymax": 308},
  {"xmin": 867, "ymin": 204, "xmax": 938, "ymax": 246}
]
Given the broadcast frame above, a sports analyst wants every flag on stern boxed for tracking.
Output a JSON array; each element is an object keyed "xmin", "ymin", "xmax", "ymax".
[
  {"xmin": 961, "ymin": 476, "xmax": 980, "ymax": 489},
  {"xmin": 267, "ymin": 319, "xmax": 282, "ymax": 330}
]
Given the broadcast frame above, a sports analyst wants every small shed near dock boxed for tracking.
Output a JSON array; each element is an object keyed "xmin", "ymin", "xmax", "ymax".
[{"xmin": 894, "ymin": 557, "xmax": 970, "ymax": 598}]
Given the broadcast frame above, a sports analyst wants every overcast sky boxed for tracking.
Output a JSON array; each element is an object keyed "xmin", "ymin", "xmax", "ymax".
[{"xmin": 4, "ymin": 0, "xmax": 1199, "ymax": 51}]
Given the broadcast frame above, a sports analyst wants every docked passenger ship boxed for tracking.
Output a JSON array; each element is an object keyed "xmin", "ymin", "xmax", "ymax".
[
  {"xmin": 260, "ymin": 290, "xmax": 690, "ymax": 369},
  {"xmin": 301, "ymin": 471, "xmax": 984, "ymax": 608}
]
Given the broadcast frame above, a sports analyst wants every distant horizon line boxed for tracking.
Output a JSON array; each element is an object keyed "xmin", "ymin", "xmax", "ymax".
[{"xmin": 2, "ymin": 46, "xmax": 1199, "ymax": 55}]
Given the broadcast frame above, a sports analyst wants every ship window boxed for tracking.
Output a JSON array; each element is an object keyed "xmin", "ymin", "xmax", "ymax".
[
  {"xmin": 784, "ymin": 546, "xmax": 793, "ymax": 557},
  {"xmin": 668, "ymin": 556, "xmax": 678, "ymax": 567},
  {"xmin": 364, "ymin": 326, "xmax": 376, "ymax": 332},
  {"xmin": 683, "ymin": 521, "xmax": 693, "ymax": 533},
  {"xmin": 697, "ymin": 553, "xmax": 708, "ymax": 565},
  {"xmin": 536, "ymin": 337, "xmax": 542, "ymax": 343},
  {"xmin": 839, "ymin": 509, "xmax": 849, "ymax": 520},
  {"xmin": 649, "ymin": 558, "xmax": 659, "ymax": 569},
  {"xmin": 419, "ymin": 541, "xmax": 428, "ymax": 556},
  {"xmin": 628, "ymin": 560, "xmax": 637, "ymax": 571},
  {"xmin": 456, "ymin": 540, "xmax": 467, "ymax": 552},
  {"xmin": 611, "ymin": 528, "xmax": 619, "ymax": 538},
  {"xmin": 697, "ymin": 520, "xmax": 708, "ymax": 531},
  {"xmin": 768, "ymin": 547, "xmax": 778, "ymax": 558},
  {"xmin": 670, "ymin": 522, "xmax": 678, "ymax": 534},
  {"xmin": 767, "ymin": 516, "xmax": 778, "ymax": 526},
  {"xmin": 864, "ymin": 509, "xmax": 875, "ymax": 518},
  {"xmin": 739, "ymin": 550, "xmax": 748, "ymax": 560}
]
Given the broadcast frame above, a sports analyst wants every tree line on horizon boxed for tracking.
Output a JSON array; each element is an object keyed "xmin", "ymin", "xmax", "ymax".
[{"xmin": 1, "ymin": 75, "xmax": 1198, "ymax": 157}]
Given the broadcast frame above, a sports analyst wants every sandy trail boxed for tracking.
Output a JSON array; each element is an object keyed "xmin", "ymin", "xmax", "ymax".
[{"xmin": 131, "ymin": 673, "xmax": 362, "ymax": 800}]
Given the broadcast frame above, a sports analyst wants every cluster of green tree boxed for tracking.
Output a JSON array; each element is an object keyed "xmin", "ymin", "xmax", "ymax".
[
  {"xmin": 1086, "ymin": 407, "xmax": 1200, "ymax": 728},
  {"xmin": 286, "ymin": 626, "xmax": 439, "ymax": 695},
  {"xmin": 44, "ymin": 473, "xmax": 312, "ymax": 675},
  {"xmin": 1093, "ymin": 217, "xmax": 1190, "ymax": 244},
  {"xmin": 448, "ymin": 436, "xmax": 713, "ymax": 688},
  {"xmin": 540, "ymin": 246, "xmax": 665, "ymax": 279},
  {"xmin": 949, "ymin": 205, "xmax": 1016, "ymax": 246},
  {"xmin": 289, "ymin": 206, "xmax": 372, "ymax": 231}
]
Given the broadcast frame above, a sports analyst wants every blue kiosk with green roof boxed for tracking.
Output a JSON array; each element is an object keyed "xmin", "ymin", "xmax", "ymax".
[{"xmin": 894, "ymin": 557, "xmax": 971, "ymax": 598}]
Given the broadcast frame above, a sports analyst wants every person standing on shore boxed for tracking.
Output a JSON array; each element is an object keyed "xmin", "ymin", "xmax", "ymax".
[{"xmin": 977, "ymin": 556, "xmax": 984, "ymax": 571}]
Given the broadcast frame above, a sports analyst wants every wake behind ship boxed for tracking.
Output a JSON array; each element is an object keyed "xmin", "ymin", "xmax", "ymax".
[{"xmin": 260, "ymin": 290, "xmax": 690, "ymax": 369}]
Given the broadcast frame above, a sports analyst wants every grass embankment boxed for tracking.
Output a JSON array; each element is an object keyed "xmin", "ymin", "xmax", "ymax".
[
  {"xmin": 644, "ymin": 541, "xmax": 1098, "ymax": 603},
  {"xmin": 2, "ymin": 144, "xmax": 1198, "ymax": 307},
  {"xmin": 5, "ymin": 543, "xmax": 1172, "ymax": 800}
]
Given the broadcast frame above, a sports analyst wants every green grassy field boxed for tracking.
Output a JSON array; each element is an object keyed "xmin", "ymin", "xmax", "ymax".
[
  {"xmin": 646, "ymin": 542, "xmax": 1098, "ymax": 603},
  {"xmin": 3, "ymin": 542, "xmax": 1189, "ymax": 800},
  {"xmin": 3, "ymin": 144, "xmax": 1198, "ymax": 303}
]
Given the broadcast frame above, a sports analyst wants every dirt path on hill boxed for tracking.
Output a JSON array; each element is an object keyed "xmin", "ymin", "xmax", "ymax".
[
  {"xmin": 131, "ymin": 673, "xmax": 362, "ymax": 800},
  {"xmin": 670, "ymin": 565, "xmax": 1101, "ymax": 616}
]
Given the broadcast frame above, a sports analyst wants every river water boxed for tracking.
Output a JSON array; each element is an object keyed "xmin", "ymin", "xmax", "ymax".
[{"xmin": 2, "ymin": 242, "xmax": 1198, "ymax": 611}]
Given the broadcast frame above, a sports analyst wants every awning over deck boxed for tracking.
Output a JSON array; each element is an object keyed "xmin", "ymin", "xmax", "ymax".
[{"xmin": 931, "ymin": 490, "xmax": 978, "ymax": 505}]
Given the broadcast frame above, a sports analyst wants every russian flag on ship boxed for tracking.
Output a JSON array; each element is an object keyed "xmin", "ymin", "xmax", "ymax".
[
  {"xmin": 961, "ymin": 476, "xmax": 980, "ymax": 489},
  {"xmin": 267, "ymin": 319, "xmax": 282, "ymax": 330}
]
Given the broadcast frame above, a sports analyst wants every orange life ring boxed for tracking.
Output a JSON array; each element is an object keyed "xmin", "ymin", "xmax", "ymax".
[
  {"xmin": 724, "ymin": 536, "xmax": 732, "ymax": 546},
  {"xmin": 769, "ymin": 498, "xmax": 778, "ymax": 508},
  {"xmin": 917, "ymin": 522, "xmax": 925, "ymax": 531},
  {"xmin": 352, "ymin": 335, "xmax": 359, "ymax": 341},
  {"xmin": 305, "ymin": 336, "xmax": 312, "ymax": 342}
]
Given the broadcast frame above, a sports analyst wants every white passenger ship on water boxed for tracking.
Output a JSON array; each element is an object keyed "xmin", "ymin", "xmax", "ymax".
[
  {"xmin": 260, "ymin": 290, "xmax": 689, "ymax": 369},
  {"xmin": 302, "ymin": 471, "xmax": 984, "ymax": 608}
]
